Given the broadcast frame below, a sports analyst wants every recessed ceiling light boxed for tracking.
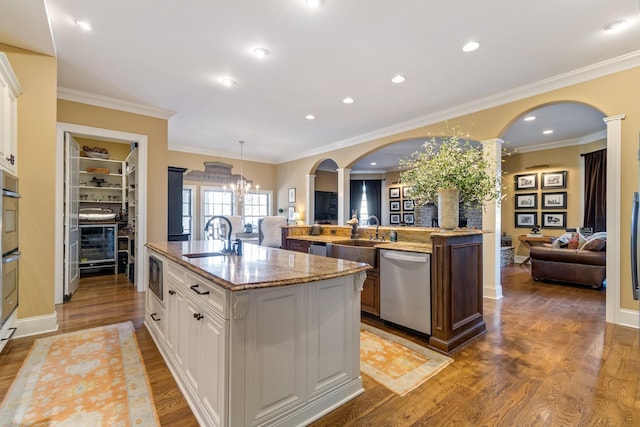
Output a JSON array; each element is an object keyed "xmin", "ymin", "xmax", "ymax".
[
  {"xmin": 370, "ymin": 162, "xmax": 377, "ymax": 166},
  {"xmin": 543, "ymin": 129, "xmax": 554, "ymax": 135},
  {"xmin": 343, "ymin": 97, "xmax": 354, "ymax": 104},
  {"xmin": 305, "ymin": 114, "xmax": 316, "ymax": 120},
  {"xmin": 462, "ymin": 41, "xmax": 480, "ymax": 52},
  {"xmin": 252, "ymin": 47, "xmax": 269, "ymax": 58},
  {"xmin": 75, "ymin": 20, "xmax": 92, "ymax": 31},
  {"xmin": 524, "ymin": 116, "xmax": 536, "ymax": 121},
  {"xmin": 220, "ymin": 78, "xmax": 236, "ymax": 87},
  {"xmin": 605, "ymin": 20, "xmax": 628, "ymax": 31},
  {"xmin": 306, "ymin": 0, "xmax": 322, "ymax": 8},
  {"xmin": 391, "ymin": 75, "xmax": 406, "ymax": 84}
]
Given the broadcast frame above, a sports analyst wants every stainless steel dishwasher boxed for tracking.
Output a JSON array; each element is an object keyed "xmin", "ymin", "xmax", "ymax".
[{"xmin": 380, "ymin": 250, "xmax": 431, "ymax": 334}]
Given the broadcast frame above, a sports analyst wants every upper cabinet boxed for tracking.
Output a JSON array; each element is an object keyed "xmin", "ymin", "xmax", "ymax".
[{"xmin": 0, "ymin": 53, "xmax": 22, "ymax": 176}]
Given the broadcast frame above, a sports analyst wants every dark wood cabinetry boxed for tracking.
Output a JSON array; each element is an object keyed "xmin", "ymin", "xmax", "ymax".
[
  {"xmin": 168, "ymin": 167, "xmax": 189, "ymax": 241},
  {"xmin": 285, "ymin": 238, "xmax": 311, "ymax": 253},
  {"xmin": 429, "ymin": 233, "xmax": 485, "ymax": 354},
  {"xmin": 361, "ymin": 268, "xmax": 380, "ymax": 316}
]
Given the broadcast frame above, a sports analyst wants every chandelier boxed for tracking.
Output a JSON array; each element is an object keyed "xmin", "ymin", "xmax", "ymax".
[{"xmin": 228, "ymin": 140, "xmax": 259, "ymax": 205}]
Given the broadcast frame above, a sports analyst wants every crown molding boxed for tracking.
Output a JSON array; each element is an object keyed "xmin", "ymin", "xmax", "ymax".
[
  {"xmin": 57, "ymin": 87, "xmax": 175, "ymax": 120},
  {"xmin": 515, "ymin": 129, "xmax": 607, "ymax": 153},
  {"xmin": 282, "ymin": 50, "xmax": 640, "ymax": 163}
]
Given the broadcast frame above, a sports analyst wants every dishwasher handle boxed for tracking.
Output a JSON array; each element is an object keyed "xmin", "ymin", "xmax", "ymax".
[{"xmin": 381, "ymin": 250, "xmax": 428, "ymax": 263}]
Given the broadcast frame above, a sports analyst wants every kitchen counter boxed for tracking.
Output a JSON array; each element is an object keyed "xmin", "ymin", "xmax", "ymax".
[
  {"xmin": 144, "ymin": 241, "xmax": 366, "ymax": 426},
  {"xmin": 146, "ymin": 240, "xmax": 370, "ymax": 291}
]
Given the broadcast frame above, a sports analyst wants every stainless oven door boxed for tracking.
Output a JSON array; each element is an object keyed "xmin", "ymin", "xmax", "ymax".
[
  {"xmin": 2, "ymin": 194, "xmax": 18, "ymax": 255},
  {"xmin": 1, "ymin": 251, "xmax": 19, "ymax": 327}
]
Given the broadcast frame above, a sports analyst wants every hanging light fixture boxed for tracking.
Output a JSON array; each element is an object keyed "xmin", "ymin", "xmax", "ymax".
[{"xmin": 228, "ymin": 140, "xmax": 259, "ymax": 207}]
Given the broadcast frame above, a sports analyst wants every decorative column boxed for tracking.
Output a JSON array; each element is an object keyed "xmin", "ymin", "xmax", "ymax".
[
  {"xmin": 482, "ymin": 138, "xmax": 503, "ymax": 300},
  {"xmin": 305, "ymin": 174, "xmax": 315, "ymax": 225},
  {"xmin": 337, "ymin": 167, "xmax": 351, "ymax": 225},
  {"xmin": 603, "ymin": 114, "xmax": 625, "ymax": 325}
]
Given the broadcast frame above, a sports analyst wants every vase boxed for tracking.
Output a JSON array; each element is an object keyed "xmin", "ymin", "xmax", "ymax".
[{"xmin": 437, "ymin": 188, "xmax": 459, "ymax": 230}]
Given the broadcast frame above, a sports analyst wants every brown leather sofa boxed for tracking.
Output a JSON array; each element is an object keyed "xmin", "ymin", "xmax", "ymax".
[{"xmin": 529, "ymin": 246, "xmax": 606, "ymax": 288}]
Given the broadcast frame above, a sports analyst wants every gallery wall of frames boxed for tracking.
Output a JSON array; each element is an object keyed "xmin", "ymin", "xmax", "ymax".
[
  {"xmin": 388, "ymin": 185, "xmax": 415, "ymax": 225},
  {"xmin": 513, "ymin": 170, "xmax": 568, "ymax": 229}
]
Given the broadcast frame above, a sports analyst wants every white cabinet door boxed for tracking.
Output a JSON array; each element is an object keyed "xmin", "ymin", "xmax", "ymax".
[
  {"xmin": 166, "ymin": 282, "xmax": 187, "ymax": 371},
  {"xmin": 184, "ymin": 294, "xmax": 202, "ymax": 394},
  {"xmin": 0, "ymin": 54, "xmax": 21, "ymax": 175},
  {"xmin": 200, "ymin": 306, "xmax": 227, "ymax": 427},
  {"xmin": 147, "ymin": 293, "xmax": 166, "ymax": 343}
]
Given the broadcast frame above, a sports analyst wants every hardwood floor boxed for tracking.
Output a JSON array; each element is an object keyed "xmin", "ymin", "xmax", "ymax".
[{"xmin": 1, "ymin": 265, "xmax": 638, "ymax": 426}]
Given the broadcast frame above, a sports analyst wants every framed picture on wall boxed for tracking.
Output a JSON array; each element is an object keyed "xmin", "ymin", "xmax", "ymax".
[
  {"xmin": 389, "ymin": 187, "xmax": 400, "ymax": 199},
  {"xmin": 288, "ymin": 188, "xmax": 296, "ymax": 203},
  {"xmin": 515, "ymin": 193, "xmax": 537, "ymax": 209},
  {"xmin": 403, "ymin": 213, "xmax": 415, "ymax": 224},
  {"xmin": 514, "ymin": 173, "xmax": 538, "ymax": 191},
  {"xmin": 390, "ymin": 214, "xmax": 401, "ymax": 224},
  {"xmin": 541, "ymin": 171, "xmax": 567, "ymax": 189},
  {"xmin": 542, "ymin": 211, "xmax": 566, "ymax": 228},
  {"xmin": 541, "ymin": 192, "xmax": 567, "ymax": 209},
  {"xmin": 287, "ymin": 206, "xmax": 295, "ymax": 221},
  {"xmin": 514, "ymin": 211, "xmax": 537, "ymax": 228},
  {"xmin": 403, "ymin": 200, "xmax": 414, "ymax": 211},
  {"xmin": 390, "ymin": 201, "xmax": 401, "ymax": 211},
  {"xmin": 402, "ymin": 186, "xmax": 412, "ymax": 198}
]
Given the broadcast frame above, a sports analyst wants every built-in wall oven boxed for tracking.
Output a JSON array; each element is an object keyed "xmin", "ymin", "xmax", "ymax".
[{"xmin": 1, "ymin": 171, "xmax": 20, "ymax": 327}]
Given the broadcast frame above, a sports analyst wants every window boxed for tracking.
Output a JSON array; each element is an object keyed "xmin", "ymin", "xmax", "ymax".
[
  {"xmin": 202, "ymin": 187, "xmax": 234, "ymax": 231},
  {"xmin": 182, "ymin": 186, "xmax": 194, "ymax": 239},
  {"xmin": 243, "ymin": 192, "xmax": 270, "ymax": 231},
  {"xmin": 359, "ymin": 181, "xmax": 369, "ymax": 224}
]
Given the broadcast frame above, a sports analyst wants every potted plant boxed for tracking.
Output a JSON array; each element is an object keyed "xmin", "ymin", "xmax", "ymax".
[{"xmin": 399, "ymin": 129, "xmax": 503, "ymax": 230}]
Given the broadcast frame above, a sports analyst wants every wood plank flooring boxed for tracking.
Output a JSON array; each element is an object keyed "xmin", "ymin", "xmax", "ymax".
[{"xmin": 0, "ymin": 264, "xmax": 638, "ymax": 426}]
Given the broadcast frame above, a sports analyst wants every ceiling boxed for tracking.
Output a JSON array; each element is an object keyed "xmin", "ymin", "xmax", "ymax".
[{"xmin": 1, "ymin": 1, "xmax": 638, "ymax": 171}]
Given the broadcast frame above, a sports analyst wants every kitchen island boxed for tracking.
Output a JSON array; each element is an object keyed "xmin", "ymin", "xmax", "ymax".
[{"xmin": 145, "ymin": 241, "xmax": 370, "ymax": 427}]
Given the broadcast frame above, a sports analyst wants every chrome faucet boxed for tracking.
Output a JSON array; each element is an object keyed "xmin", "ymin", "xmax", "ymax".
[
  {"xmin": 204, "ymin": 215, "xmax": 242, "ymax": 255},
  {"xmin": 367, "ymin": 215, "xmax": 380, "ymax": 240}
]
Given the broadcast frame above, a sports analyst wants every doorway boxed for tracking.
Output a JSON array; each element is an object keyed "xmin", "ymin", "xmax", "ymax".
[{"xmin": 55, "ymin": 123, "xmax": 148, "ymax": 304}]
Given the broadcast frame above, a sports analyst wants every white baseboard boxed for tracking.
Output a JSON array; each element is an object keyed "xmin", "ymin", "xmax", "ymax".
[
  {"xmin": 618, "ymin": 308, "xmax": 639, "ymax": 329},
  {"xmin": 483, "ymin": 283, "xmax": 503, "ymax": 300},
  {"xmin": 14, "ymin": 311, "xmax": 58, "ymax": 338}
]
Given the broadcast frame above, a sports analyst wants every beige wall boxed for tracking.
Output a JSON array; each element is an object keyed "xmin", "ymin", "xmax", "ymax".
[
  {"xmin": 278, "ymin": 66, "xmax": 640, "ymax": 311},
  {"xmin": 503, "ymin": 140, "xmax": 607, "ymax": 256},
  {"xmin": 2, "ymin": 44, "xmax": 58, "ymax": 320},
  {"xmin": 57, "ymin": 100, "xmax": 169, "ymax": 245},
  {"xmin": 315, "ymin": 170, "xmax": 338, "ymax": 192}
]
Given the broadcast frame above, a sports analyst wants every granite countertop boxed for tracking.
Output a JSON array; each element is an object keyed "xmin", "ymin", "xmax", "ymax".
[{"xmin": 146, "ymin": 241, "xmax": 371, "ymax": 292}]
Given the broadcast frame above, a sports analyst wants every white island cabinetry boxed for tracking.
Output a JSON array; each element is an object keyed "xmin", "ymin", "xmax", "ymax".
[{"xmin": 145, "ymin": 243, "xmax": 366, "ymax": 427}]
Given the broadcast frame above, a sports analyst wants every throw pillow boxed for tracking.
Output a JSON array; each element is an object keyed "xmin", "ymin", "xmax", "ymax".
[
  {"xmin": 567, "ymin": 233, "xmax": 580, "ymax": 249},
  {"xmin": 552, "ymin": 232, "xmax": 573, "ymax": 248},
  {"xmin": 579, "ymin": 232, "xmax": 607, "ymax": 251},
  {"xmin": 581, "ymin": 238, "xmax": 606, "ymax": 251}
]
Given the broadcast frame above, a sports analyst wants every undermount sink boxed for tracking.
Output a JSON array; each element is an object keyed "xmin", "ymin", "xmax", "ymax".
[
  {"xmin": 183, "ymin": 252, "xmax": 226, "ymax": 258},
  {"xmin": 333, "ymin": 239, "xmax": 379, "ymax": 247},
  {"xmin": 325, "ymin": 240, "xmax": 378, "ymax": 267}
]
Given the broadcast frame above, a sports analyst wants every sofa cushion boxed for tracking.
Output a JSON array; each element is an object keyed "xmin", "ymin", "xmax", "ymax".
[
  {"xmin": 567, "ymin": 233, "xmax": 587, "ymax": 249},
  {"xmin": 579, "ymin": 232, "xmax": 607, "ymax": 251},
  {"xmin": 529, "ymin": 246, "xmax": 606, "ymax": 266}
]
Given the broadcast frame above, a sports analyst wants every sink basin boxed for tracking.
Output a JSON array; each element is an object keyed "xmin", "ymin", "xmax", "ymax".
[
  {"xmin": 183, "ymin": 252, "xmax": 226, "ymax": 258},
  {"xmin": 333, "ymin": 239, "xmax": 379, "ymax": 247},
  {"xmin": 326, "ymin": 241, "xmax": 378, "ymax": 267}
]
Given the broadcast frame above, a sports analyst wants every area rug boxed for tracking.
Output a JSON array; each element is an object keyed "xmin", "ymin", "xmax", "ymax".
[
  {"xmin": 0, "ymin": 321, "xmax": 160, "ymax": 426},
  {"xmin": 360, "ymin": 323, "xmax": 453, "ymax": 397}
]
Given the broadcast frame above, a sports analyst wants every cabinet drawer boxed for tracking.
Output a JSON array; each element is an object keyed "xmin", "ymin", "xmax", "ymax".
[
  {"xmin": 184, "ymin": 272, "xmax": 227, "ymax": 318},
  {"xmin": 147, "ymin": 292, "xmax": 166, "ymax": 339},
  {"xmin": 166, "ymin": 261, "xmax": 184, "ymax": 284}
]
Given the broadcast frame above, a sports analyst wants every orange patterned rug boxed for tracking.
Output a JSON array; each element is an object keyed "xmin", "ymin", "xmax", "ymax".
[
  {"xmin": 360, "ymin": 323, "xmax": 453, "ymax": 396},
  {"xmin": 0, "ymin": 321, "xmax": 160, "ymax": 426}
]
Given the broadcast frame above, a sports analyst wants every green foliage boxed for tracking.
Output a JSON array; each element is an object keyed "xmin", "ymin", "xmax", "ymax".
[{"xmin": 399, "ymin": 130, "xmax": 504, "ymax": 207}]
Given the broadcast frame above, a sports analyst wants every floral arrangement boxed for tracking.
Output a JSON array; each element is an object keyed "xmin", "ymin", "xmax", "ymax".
[{"xmin": 399, "ymin": 127, "xmax": 505, "ymax": 207}]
